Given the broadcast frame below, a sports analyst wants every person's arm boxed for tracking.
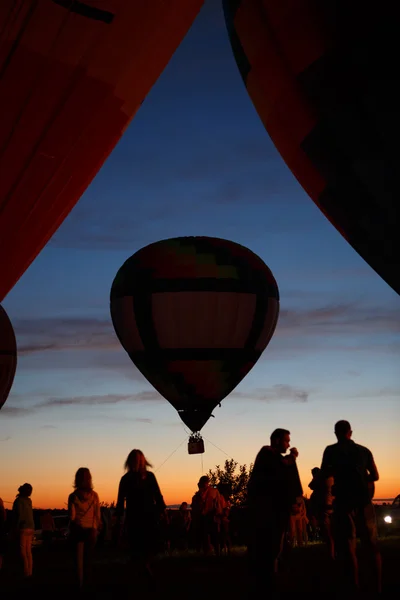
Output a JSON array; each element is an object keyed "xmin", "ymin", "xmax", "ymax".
[
  {"xmin": 282, "ymin": 447, "xmax": 299, "ymax": 467},
  {"xmin": 324, "ymin": 476, "xmax": 334, "ymax": 512},
  {"xmin": 366, "ymin": 450, "xmax": 379, "ymax": 482},
  {"xmin": 320, "ymin": 447, "xmax": 332, "ymax": 475},
  {"xmin": 11, "ymin": 499, "xmax": 19, "ymax": 533},
  {"xmin": 319, "ymin": 447, "xmax": 335, "ymax": 511},
  {"xmin": 214, "ymin": 490, "xmax": 223, "ymax": 517},
  {"xmin": 94, "ymin": 493, "xmax": 101, "ymax": 529},
  {"xmin": 68, "ymin": 494, "xmax": 76, "ymax": 522},
  {"xmin": 150, "ymin": 473, "xmax": 166, "ymax": 514},
  {"xmin": 115, "ymin": 478, "xmax": 125, "ymax": 519}
]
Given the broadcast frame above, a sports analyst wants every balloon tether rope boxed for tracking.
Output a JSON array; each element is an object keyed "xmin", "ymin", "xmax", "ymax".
[
  {"xmin": 203, "ymin": 436, "xmax": 237, "ymax": 463},
  {"xmin": 155, "ymin": 436, "xmax": 188, "ymax": 473}
]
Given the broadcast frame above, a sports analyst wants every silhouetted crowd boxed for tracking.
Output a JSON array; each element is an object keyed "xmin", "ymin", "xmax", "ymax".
[{"xmin": 0, "ymin": 420, "xmax": 383, "ymax": 598}]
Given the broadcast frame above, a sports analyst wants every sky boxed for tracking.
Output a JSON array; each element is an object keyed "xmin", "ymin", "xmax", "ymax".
[{"xmin": 1, "ymin": 1, "xmax": 399, "ymax": 510}]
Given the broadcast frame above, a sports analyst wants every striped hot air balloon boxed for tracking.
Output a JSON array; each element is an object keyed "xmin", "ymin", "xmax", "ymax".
[
  {"xmin": 0, "ymin": 0, "xmax": 204, "ymax": 301},
  {"xmin": 110, "ymin": 237, "xmax": 279, "ymax": 443},
  {"xmin": 0, "ymin": 305, "xmax": 17, "ymax": 410},
  {"xmin": 223, "ymin": 0, "xmax": 399, "ymax": 296}
]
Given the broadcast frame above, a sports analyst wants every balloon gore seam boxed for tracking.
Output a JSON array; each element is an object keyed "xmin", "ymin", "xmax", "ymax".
[{"xmin": 52, "ymin": 0, "xmax": 114, "ymax": 24}]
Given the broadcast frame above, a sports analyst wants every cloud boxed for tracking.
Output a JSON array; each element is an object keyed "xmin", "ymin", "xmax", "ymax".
[
  {"xmin": 16, "ymin": 317, "xmax": 116, "ymax": 355},
  {"xmin": 0, "ymin": 436, "xmax": 11, "ymax": 442},
  {"xmin": 232, "ymin": 384, "xmax": 311, "ymax": 403},
  {"xmin": 277, "ymin": 303, "xmax": 400, "ymax": 338},
  {"xmin": 37, "ymin": 391, "xmax": 162, "ymax": 408},
  {"xmin": 39, "ymin": 425, "xmax": 57, "ymax": 429},
  {"xmin": 9, "ymin": 301, "xmax": 400, "ymax": 381},
  {"xmin": 2, "ymin": 391, "xmax": 163, "ymax": 418},
  {"xmin": 2, "ymin": 386, "xmax": 309, "ymax": 420},
  {"xmin": 0, "ymin": 406, "xmax": 35, "ymax": 417},
  {"xmin": 14, "ymin": 302, "xmax": 400, "ymax": 354}
]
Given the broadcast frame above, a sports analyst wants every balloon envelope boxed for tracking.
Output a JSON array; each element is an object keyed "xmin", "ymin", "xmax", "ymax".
[
  {"xmin": 224, "ymin": 0, "xmax": 399, "ymax": 295},
  {"xmin": 0, "ymin": 305, "xmax": 17, "ymax": 410},
  {"xmin": 110, "ymin": 237, "xmax": 279, "ymax": 433},
  {"xmin": 0, "ymin": 0, "xmax": 204, "ymax": 301}
]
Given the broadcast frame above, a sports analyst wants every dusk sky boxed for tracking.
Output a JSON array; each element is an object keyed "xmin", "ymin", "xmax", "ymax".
[{"xmin": 1, "ymin": 1, "xmax": 399, "ymax": 510}]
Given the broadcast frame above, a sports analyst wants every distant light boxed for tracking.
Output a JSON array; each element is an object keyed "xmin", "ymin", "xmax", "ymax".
[{"xmin": 384, "ymin": 515, "xmax": 392, "ymax": 524}]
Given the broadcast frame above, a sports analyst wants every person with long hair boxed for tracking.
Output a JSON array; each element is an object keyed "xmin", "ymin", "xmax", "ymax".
[
  {"xmin": 115, "ymin": 449, "xmax": 166, "ymax": 578},
  {"xmin": 12, "ymin": 483, "xmax": 34, "ymax": 578},
  {"xmin": 68, "ymin": 468, "xmax": 101, "ymax": 589},
  {"xmin": 289, "ymin": 496, "xmax": 309, "ymax": 547}
]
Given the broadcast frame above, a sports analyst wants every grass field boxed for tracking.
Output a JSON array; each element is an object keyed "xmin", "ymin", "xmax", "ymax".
[{"xmin": 1, "ymin": 537, "xmax": 399, "ymax": 599}]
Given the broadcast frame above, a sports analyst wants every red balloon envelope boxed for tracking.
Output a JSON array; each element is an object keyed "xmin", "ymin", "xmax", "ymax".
[
  {"xmin": 0, "ymin": 305, "xmax": 17, "ymax": 410},
  {"xmin": 0, "ymin": 0, "xmax": 204, "ymax": 301},
  {"xmin": 110, "ymin": 237, "xmax": 280, "ymax": 433},
  {"xmin": 224, "ymin": 0, "xmax": 399, "ymax": 295}
]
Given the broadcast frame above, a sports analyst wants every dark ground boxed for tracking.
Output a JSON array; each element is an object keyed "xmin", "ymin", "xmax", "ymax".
[{"xmin": 1, "ymin": 537, "xmax": 399, "ymax": 599}]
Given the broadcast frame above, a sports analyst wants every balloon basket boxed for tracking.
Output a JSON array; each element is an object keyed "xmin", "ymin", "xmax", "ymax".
[{"xmin": 188, "ymin": 433, "xmax": 205, "ymax": 455}]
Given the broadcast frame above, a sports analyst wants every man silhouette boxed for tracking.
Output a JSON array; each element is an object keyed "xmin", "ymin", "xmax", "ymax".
[
  {"xmin": 247, "ymin": 428, "xmax": 301, "ymax": 598},
  {"xmin": 321, "ymin": 420, "xmax": 381, "ymax": 595}
]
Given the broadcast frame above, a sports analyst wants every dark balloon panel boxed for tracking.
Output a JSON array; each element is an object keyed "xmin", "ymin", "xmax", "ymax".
[
  {"xmin": 110, "ymin": 237, "xmax": 280, "ymax": 433},
  {"xmin": 224, "ymin": 0, "xmax": 399, "ymax": 296},
  {"xmin": 0, "ymin": 0, "xmax": 204, "ymax": 301},
  {"xmin": 0, "ymin": 305, "xmax": 17, "ymax": 410}
]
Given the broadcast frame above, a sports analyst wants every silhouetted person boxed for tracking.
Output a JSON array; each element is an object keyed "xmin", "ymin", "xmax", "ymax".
[
  {"xmin": 68, "ymin": 467, "xmax": 101, "ymax": 589},
  {"xmin": 247, "ymin": 428, "xmax": 301, "ymax": 598},
  {"xmin": 308, "ymin": 466, "xmax": 335, "ymax": 555},
  {"xmin": 97, "ymin": 506, "xmax": 112, "ymax": 547},
  {"xmin": 40, "ymin": 510, "xmax": 55, "ymax": 548},
  {"xmin": 191, "ymin": 475, "xmax": 222, "ymax": 556},
  {"xmin": 12, "ymin": 483, "xmax": 34, "ymax": 578},
  {"xmin": 115, "ymin": 449, "xmax": 166, "ymax": 579},
  {"xmin": 289, "ymin": 496, "xmax": 308, "ymax": 547},
  {"xmin": 174, "ymin": 502, "xmax": 191, "ymax": 551},
  {"xmin": 321, "ymin": 420, "xmax": 381, "ymax": 596},
  {"xmin": 159, "ymin": 509, "xmax": 172, "ymax": 555},
  {"xmin": 217, "ymin": 483, "xmax": 232, "ymax": 554}
]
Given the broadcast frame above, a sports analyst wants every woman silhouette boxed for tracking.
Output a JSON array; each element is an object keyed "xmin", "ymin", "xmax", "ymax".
[
  {"xmin": 68, "ymin": 468, "xmax": 101, "ymax": 589},
  {"xmin": 12, "ymin": 483, "xmax": 34, "ymax": 578},
  {"xmin": 116, "ymin": 449, "xmax": 166, "ymax": 577}
]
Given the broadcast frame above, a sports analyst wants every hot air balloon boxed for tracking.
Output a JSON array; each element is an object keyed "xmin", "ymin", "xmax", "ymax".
[
  {"xmin": 0, "ymin": 305, "xmax": 17, "ymax": 411},
  {"xmin": 0, "ymin": 0, "xmax": 204, "ymax": 302},
  {"xmin": 223, "ymin": 0, "xmax": 399, "ymax": 296},
  {"xmin": 110, "ymin": 236, "xmax": 279, "ymax": 454}
]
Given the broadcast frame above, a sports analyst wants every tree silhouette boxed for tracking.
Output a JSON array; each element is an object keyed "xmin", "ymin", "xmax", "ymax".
[{"xmin": 207, "ymin": 459, "xmax": 253, "ymax": 507}]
